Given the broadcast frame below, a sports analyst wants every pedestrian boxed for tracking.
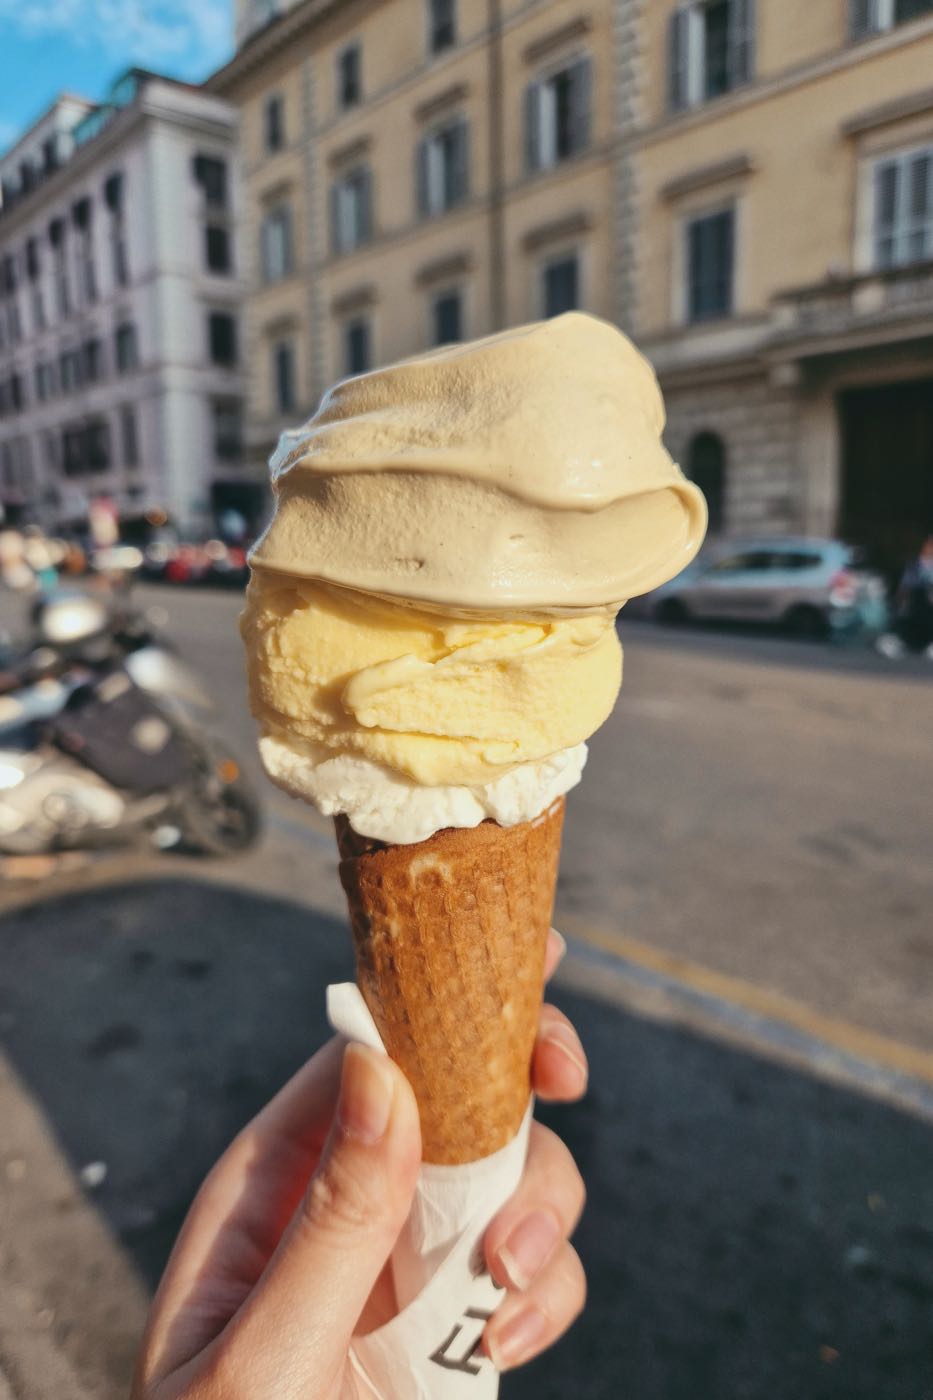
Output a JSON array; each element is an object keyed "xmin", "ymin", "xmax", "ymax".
[
  {"xmin": 877, "ymin": 534, "xmax": 933, "ymax": 659},
  {"xmin": 132, "ymin": 933, "xmax": 587, "ymax": 1398}
]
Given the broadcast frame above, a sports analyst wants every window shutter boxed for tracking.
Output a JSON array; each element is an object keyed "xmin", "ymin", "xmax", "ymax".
[
  {"xmin": 453, "ymin": 119, "xmax": 469, "ymax": 203},
  {"xmin": 359, "ymin": 167, "xmax": 373, "ymax": 241},
  {"xmin": 668, "ymin": 8, "xmax": 690, "ymax": 111},
  {"xmin": 728, "ymin": 0, "xmax": 755, "ymax": 87},
  {"xmin": 330, "ymin": 183, "xmax": 342, "ymax": 253},
  {"xmin": 849, "ymin": 0, "xmax": 874, "ymax": 37},
  {"xmin": 416, "ymin": 137, "xmax": 429, "ymax": 217},
  {"xmin": 570, "ymin": 55, "xmax": 593, "ymax": 154},
  {"xmin": 525, "ymin": 81, "xmax": 542, "ymax": 172},
  {"xmin": 260, "ymin": 216, "xmax": 271, "ymax": 278},
  {"xmin": 282, "ymin": 205, "xmax": 293, "ymax": 273}
]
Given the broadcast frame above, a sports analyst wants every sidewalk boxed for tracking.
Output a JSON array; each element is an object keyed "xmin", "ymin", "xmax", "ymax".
[{"xmin": 0, "ymin": 1054, "xmax": 147, "ymax": 1400}]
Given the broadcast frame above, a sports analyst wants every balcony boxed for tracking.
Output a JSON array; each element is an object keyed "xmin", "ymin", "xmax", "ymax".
[{"xmin": 770, "ymin": 259, "xmax": 933, "ymax": 359}]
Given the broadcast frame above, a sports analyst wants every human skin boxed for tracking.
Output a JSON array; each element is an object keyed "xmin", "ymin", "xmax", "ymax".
[{"xmin": 132, "ymin": 930, "xmax": 587, "ymax": 1399}]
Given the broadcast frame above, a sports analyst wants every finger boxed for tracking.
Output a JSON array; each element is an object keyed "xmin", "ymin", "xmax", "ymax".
[
  {"xmin": 224, "ymin": 1043, "xmax": 421, "ymax": 1397},
  {"xmin": 484, "ymin": 1241, "xmax": 586, "ymax": 1372},
  {"xmin": 532, "ymin": 1004, "xmax": 588, "ymax": 1103},
  {"xmin": 543, "ymin": 928, "xmax": 567, "ymax": 982},
  {"xmin": 485, "ymin": 1122, "xmax": 585, "ymax": 1291},
  {"xmin": 140, "ymin": 1038, "xmax": 346, "ymax": 1379}
]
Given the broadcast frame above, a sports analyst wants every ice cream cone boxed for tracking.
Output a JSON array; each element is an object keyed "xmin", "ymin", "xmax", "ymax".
[{"xmin": 335, "ymin": 798, "xmax": 565, "ymax": 1165}]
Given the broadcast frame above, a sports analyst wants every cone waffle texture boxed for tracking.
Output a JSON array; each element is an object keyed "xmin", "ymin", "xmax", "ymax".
[{"xmin": 335, "ymin": 799, "xmax": 565, "ymax": 1165}]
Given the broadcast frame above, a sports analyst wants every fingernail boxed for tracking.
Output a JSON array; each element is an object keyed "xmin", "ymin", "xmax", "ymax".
[
  {"xmin": 337, "ymin": 1043, "xmax": 393, "ymax": 1145},
  {"xmin": 543, "ymin": 1022, "xmax": 588, "ymax": 1085},
  {"xmin": 487, "ymin": 1306, "xmax": 547, "ymax": 1371},
  {"xmin": 497, "ymin": 1210, "xmax": 561, "ymax": 1290},
  {"xmin": 550, "ymin": 928, "xmax": 567, "ymax": 964}
]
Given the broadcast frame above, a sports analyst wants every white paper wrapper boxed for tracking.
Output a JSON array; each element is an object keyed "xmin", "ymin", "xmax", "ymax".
[{"xmin": 327, "ymin": 982, "xmax": 532, "ymax": 1400}]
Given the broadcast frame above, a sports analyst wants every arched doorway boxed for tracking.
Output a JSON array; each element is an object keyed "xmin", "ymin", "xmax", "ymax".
[{"xmin": 688, "ymin": 431, "xmax": 727, "ymax": 533}]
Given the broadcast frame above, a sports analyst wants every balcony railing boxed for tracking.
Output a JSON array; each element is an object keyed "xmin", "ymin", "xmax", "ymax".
[{"xmin": 771, "ymin": 259, "xmax": 933, "ymax": 348}]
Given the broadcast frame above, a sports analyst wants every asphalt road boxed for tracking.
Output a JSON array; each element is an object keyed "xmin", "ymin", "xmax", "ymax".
[
  {"xmin": 1, "ymin": 584, "xmax": 932, "ymax": 1400},
  {"xmin": 142, "ymin": 584, "xmax": 933, "ymax": 1052}
]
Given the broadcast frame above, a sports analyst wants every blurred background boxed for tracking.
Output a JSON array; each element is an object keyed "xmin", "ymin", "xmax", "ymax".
[{"xmin": 0, "ymin": 2, "xmax": 932, "ymax": 1397}]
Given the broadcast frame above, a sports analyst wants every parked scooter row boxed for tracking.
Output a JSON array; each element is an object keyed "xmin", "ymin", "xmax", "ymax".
[{"xmin": 0, "ymin": 589, "xmax": 261, "ymax": 860}]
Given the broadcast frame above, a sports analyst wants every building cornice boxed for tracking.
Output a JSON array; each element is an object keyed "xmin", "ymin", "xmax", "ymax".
[
  {"xmin": 414, "ymin": 82, "xmax": 470, "ymax": 125},
  {"xmin": 523, "ymin": 15, "xmax": 592, "ymax": 67},
  {"xmin": 521, "ymin": 209, "xmax": 593, "ymax": 252},
  {"xmin": 660, "ymin": 153, "xmax": 755, "ymax": 202},
  {"xmin": 841, "ymin": 83, "xmax": 933, "ymax": 137},
  {"xmin": 206, "ymin": 0, "xmax": 347, "ymax": 95},
  {"xmin": 0, "ymin": 91, "xmax": 236, "ymax": 241}
]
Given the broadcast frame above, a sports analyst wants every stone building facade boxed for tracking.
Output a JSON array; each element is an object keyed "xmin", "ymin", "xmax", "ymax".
[
  {"xmin": 0, "ymin": 71, "xmax": 251, "ymax": 535},
  {"xmin": 636, "ymin": 1, "xmax": 933, "ymax": 568},
  {"xmin": 209, "ymin": 0, "xmax": 623, "ymax": 473}
]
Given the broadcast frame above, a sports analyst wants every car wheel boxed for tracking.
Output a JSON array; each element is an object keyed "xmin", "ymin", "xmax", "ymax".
[
  {"xmin": 783, "ymin": 604, "xmax": 827, "ymax": 640},
  {"xmin": 656, "ymin": 598, "xmax": 690, "ymax": 626}
]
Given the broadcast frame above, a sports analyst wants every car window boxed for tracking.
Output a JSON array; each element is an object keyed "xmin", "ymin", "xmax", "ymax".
[
  {"xmin": 707, "ymin": 551, "xmax": 775, "ymax": 573},
  {"xmin": 780, "ymin": 552, "xmax": 823, "ymax": 571}
]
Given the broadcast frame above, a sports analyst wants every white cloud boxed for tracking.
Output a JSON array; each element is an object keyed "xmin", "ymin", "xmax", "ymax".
[{"xmin": 0, "ymin": 0, "xmax": 232, "ymax": 74}]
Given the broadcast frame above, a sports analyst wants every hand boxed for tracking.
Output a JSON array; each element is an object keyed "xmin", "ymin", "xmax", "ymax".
[{"xmin": 132, "ymin": 929, "xmax": 587, "ymax": 1399}]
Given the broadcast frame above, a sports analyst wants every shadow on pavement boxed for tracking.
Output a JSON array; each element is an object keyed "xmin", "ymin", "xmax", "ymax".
[{"xmin": 1, "ymin": 877, "xmax": 932, "ymax": 1399}]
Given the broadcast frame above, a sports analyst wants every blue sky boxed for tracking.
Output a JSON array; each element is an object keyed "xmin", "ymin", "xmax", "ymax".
[{"xmin": 0, "ymin": 1, "xmax": 234, "ymax": 155}]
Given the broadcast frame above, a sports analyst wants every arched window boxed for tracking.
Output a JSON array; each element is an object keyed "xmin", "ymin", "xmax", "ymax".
[{"xmin": 688, "ymin": 431, "xmax": 726, "ymax": 533}]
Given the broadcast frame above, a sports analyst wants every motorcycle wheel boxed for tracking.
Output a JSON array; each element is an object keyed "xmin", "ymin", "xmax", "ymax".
[{"xmin": 177, "ymin": 737, "xmax": 262, "ymax": 857}]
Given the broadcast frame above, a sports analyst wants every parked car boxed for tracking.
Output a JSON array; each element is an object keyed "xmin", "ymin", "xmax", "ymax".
[{"xmin": 647, "ymin": 538, "xmax": 889, "ymax": 639}]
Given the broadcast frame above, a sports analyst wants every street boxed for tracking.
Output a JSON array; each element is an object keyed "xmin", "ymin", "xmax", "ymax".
[{"xmin": 1, "ymin": 585, "xmax": 932, "ymax": 1399}]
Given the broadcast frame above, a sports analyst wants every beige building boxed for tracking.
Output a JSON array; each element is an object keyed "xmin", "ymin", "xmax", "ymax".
[
  {"xmin": 636, "ymin": 0, "xmax": 933, "ymax": 570},
  {"xmin": 211, "ymin": 0, "xmax": 933, "ymax": 569},
  {"xmin": 209, "ymin": 0, "xmax": 623, "ymax": 473}
]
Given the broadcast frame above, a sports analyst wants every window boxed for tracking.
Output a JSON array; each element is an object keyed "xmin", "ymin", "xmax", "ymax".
[
  {"xmin": 330, "ymin": 169, "xmax": 373, "ymax": 252},
  {"xmin": 83, "ymin": 338, "xmax": 103, "ymax": 384},
  {"xmin": 417, "ymin": 121, "xmax": 469, "ymax": 217},
  {"xmin": 850, "ymin": 0, "xmax": 933, "ymax": 37},
  {"xmin": 687, "ymin": 432, "xmax": 726, "ymax": 533},
  {"xmin": 62, "ymin": 419, "xmax": 111, "ymax": 477},
  {"xmin": 261, "ymin": 204, "xmax": 294, "ymax": 280},
  {"xmin": 685, "ymin": 207, "xmax": 734, "ymax": 322},
  {"xmin": 212, "ymin": 399, "xmax": 242, "ymax": 460},
  {"xmin": 344, "ymin": 318, "xmax": 370, "ymax": 376},
  {"xmin": 209, "ymin": 311, "xmax": 238, "ymax": 367},
  {"xmin": 35, "ymin": 363, "xmax": 49, "ymax": 402},
  {"xmin": 543, "ymin": 254, "xmax": 579, "ymax": 317},
  {"xmin": 669, "ymin": 0, "xmax": 755, "ymax": 111},
  {"xmin": 105, "ymin": 172, "xmax": 129, "ymax": 286},
  {"xmin": 428, "ymin": 0, "xmax": 456, "ymax": 52},
  {"xmin": 60, "ymin": 349, "xmax": 81, "ymax": 394},
  {"xmin": 265, "ymin": 95, "xmax": 286, "ymax": 152},
  {"xmin": 873, "ymin": 147, "xmax": 933, "ymax": 269},
  {"xmin": 115, "ymin": 322, "xmax": 139, "ymax": 373},
  {"xmin": 193, "ymin": 155, "xmax": 228, "ymax": 209},
  {"xmin": 73, "ymin": 197, "xmax": 97, "ymax": 303},
  {"xmin": 272, "ymin": 341, "xmax": 296, "ymax": 413},
  {"xmin": 526, "ymin": 58, "xmax": 591, "ymax": 172},
  {"xmin": 9, "ymin": 372, "xmax": 25, "ymax": 412},
  {"xmin": 50, "ymin": 218, "xmax": 72, "ymax": 316},
  {"xmin": 432, "ymin": 290, "xmax": 462, "ymax": 344},
  {"xmin": 206, "ymin": 224, "xmax": 233, "ymax": 274},
  {"xmin": 337, "ymin": 44, "xmax": 362, "ymax": 109},
  {"xmin": 121, "ymin": 404, "xmax": 139, "ymax": 468},
  {"xmin": 26, "ymin": 238, "xmax": 45, "ymax": 331},
  {"xmin": 7, "ymin": 298, "xmax": 22, "ymax": 345}
]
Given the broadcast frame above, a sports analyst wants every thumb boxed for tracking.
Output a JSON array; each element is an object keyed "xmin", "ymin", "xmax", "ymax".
[{"xmin": 228, "ymin": 1043, "xmax": 421, "ymax": 1395}]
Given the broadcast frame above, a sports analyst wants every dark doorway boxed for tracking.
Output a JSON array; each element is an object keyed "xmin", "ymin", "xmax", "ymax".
[
  {"xmin": 688, "ymin": 431, "xmax": 727, "ymax": 532},
  {"xmin": 838, "ymin": 379, "xmax": 933, "ymax": 581}
]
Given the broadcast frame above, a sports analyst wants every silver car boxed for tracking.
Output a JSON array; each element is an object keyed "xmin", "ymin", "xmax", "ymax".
[{"xmin": 648, "ymin": 538, "xmax": 889, "ymax": 639}]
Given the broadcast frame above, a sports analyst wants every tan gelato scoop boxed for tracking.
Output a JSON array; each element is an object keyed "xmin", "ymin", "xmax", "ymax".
[{"xmin": 250, "ymin": 312, "xmax": 707, "ymax": 614}]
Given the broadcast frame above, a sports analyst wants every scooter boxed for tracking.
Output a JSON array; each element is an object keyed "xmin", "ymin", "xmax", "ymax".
[{"xmin": 0, "ymin": 590, "xmax": 261, "ymax": 858}]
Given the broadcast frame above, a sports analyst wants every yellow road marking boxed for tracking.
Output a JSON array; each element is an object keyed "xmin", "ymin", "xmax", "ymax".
[{"xmin": 559, "ymin": 912, "xmax": 933, "ymax": 1088}]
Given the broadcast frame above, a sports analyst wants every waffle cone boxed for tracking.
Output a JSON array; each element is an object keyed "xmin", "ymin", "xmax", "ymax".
[{"xmin": 335, "ymin": 798, "xmax": 565, "ymax": 1165}]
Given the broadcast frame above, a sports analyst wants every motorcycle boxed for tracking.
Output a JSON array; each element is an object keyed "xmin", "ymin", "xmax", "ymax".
[{"xmin": 0, "ymin": 589, "xmax": 261, "ymax": 859}]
